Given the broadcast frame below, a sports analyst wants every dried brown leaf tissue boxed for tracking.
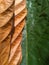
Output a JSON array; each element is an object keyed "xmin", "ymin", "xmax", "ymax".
[{"xmin": 0, "ymin": 0, "xmax": 27, "ymax": 65}]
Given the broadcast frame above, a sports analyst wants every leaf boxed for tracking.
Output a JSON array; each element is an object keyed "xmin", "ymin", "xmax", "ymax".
[
  {"xmin": 0, "ymin": 0, "xmax": 14, "ymax": 13},
  {"xmin": 0, "ymin": 6, "xmax": 13, "ymax": 27},
  {"xmin": 0, "ymin": 35, "xmax": 11, "ymax": 65},
  {"xmin": 21, "ymin": 0, "xmax": 49, "ymax": 65},
  {"xmin": 15, "ymin": 8, "xmax": 27, "ymax": 26},
  {"xmin": 0, "ymin": 21, "xmax": 12, "ymax": 42},
  {"xmin": 0, "ymin": 0, "xmax": 26, "ymax": 65},
  {"xmin": 11, "ymin": 20, "xmax": 25, "ymax": 43},
  {"xmin": 8, "ymin": 33, "xmax": 22, "ymax": 65},
  {"xmin": 15, "ymin": 0, "xmax": 26, "ymax": 15}
]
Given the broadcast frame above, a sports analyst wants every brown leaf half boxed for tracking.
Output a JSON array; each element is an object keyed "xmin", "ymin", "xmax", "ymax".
[
  {"xmin": 0, "ymin": 20, "xmax": 13, "ymax": 42},
  {"xmin": 11, "ymin": 20, "xmax": 25, "ymax": 43},
  {"xmin": 0, "ymin": 5, "xmax": 13, "ymax": 27},
  {"xmin": 9, "ymin": 45, "xmax": 22, "ymax": 65},
  {"xmin": 0, "ymin": 35, "xmax": 11, "ymax": 65},
  {"xmin": 0, "ymin": 0, "xmax": 14, "ymax": 13},
  {"xmin": 8, "ymin": 33, "xmax": 22, "ymax": 65},
  {"xmin": 15, "ymin": 0, "xmax": 26, "ymax": 16},
  {"xmin": 15, "ymin": 0, "xmax": 23, "ymax": 6},
  {"xmin": 14, "ymin": 8, "xmax": 27, "ymax": 27}
]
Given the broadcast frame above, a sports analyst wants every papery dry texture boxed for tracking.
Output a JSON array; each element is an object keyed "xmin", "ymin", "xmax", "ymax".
[{"xmin": 0, "ymin": 0, "xmax": 27, "ymax": 65}]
